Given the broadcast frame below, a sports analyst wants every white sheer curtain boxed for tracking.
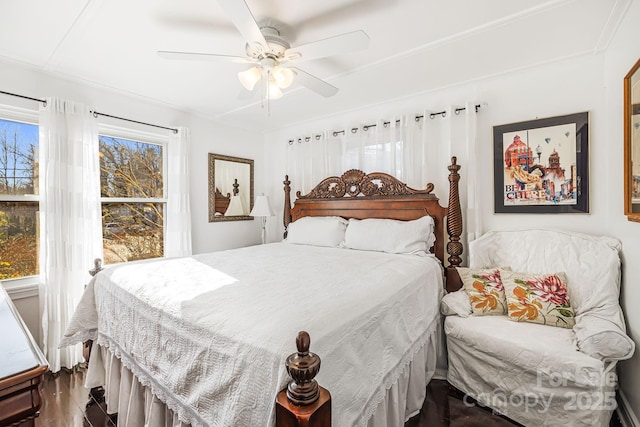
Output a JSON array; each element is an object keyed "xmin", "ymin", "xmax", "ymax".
[
  {"xmin": 285, "ymin": 103, "xmax": 481, "ymax": 262},
  {"xmin": 286, "ymin": 118, "xmax": 407, "ymax": 195},
  {"xmin": 165, "ymin": 127, "xmax": 192, "ymax": 257},
  {"xmin": 39, "ymin": 98, "xmax": 103, "ymax": 372}
]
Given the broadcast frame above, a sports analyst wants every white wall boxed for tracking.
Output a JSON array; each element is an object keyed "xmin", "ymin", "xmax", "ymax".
[
  {"xmin": 0, "ymin": 59, "xmax": 265, "ymax": 344},
  {"xmin": 188, "ymin": 116, "xmax": 265, "ymax": 253},
  {"xmin": 263, "ymin": 14, "xmax": 640, "ymax": 420},
  {"xmin": 604, "ymin": 0, "xmax": 640, "ymax": 420}
]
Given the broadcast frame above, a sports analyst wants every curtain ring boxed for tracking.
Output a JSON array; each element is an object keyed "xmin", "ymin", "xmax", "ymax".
[
  {"xmin": 93, "ymin": 111, "xmax": 99, "ymax": 118},
  {"xmin": 415, "ymin": 116, "xmax": 422, "ymax": 122},
  {"xmin": 441, "ymin": 111, "xmax": 446, "ymax": 118},
  {"xmin": 288, "ymin": 139, "xmax": 294, "ymax": 145},
  {"xmin": 297, "ymin": 138, "xmax": 302, "ymax": 144},
  {"xmin": 454, "ymin": 108, "xmax": 462, "ymax": 115},
  {"xmin": 383, "ymin": 121, "xmax": 389, "ymax": 128},
  {"xmin": 305, "ymin": 136, "xmax": 310, "ymax": 142},
  {"xmin": 315, "ymin": 134, "xmax": 321, "ymax": 140},
  {"xmin": 429, "ymin": 113, "xmax": 436, "ymax": 119},
  {"xmin": 351, "ymin": 127, "xmax": 358, "ymax": 133}
]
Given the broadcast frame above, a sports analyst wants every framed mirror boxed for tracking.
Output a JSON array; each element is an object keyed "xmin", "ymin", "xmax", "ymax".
[
  {"xmin": 208, "ymin": 153, "xmax": 254, "ymax": 222},
  {"xmin": 624, "ymin": 58, "xmax": 640, "ymax": 222}
]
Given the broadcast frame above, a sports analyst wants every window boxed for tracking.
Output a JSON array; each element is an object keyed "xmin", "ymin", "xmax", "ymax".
[
  {"xmin": 0, "ymin": 116, "xmax": 39, "ymax": 280},
  {"xmin": 99, "ymin": 133, "xmax": 166, "ymax": 264}
]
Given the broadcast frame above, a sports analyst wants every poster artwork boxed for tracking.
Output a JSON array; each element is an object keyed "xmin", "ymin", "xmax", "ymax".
[{"xmin": 502, "ymin": 123, "xmax": 577, "ymax": 206}]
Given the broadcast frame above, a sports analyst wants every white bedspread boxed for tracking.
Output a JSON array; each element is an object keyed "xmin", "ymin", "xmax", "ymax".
[{"xmin": 61, "ymin": 243, "xmax": 444, "ymax": 427}]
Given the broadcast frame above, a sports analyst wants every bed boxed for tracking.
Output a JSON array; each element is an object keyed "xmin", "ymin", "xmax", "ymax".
[{"xmin": 61, "ymin": 157, "xmax": 463, "ymax": 427}]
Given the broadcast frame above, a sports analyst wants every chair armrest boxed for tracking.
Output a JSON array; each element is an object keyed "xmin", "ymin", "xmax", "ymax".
[
  {"xmin": 574, "ymin": 313, "xmax": 635, "ymax": 361},
  {"xmin": 440, "ymin": 290, "xmax": 472, "ymax": 318}
]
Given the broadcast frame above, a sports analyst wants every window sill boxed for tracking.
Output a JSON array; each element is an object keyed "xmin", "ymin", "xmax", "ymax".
[{"xmin": 1, "ymin": 278, "xmax": 40, "ymax": 300}]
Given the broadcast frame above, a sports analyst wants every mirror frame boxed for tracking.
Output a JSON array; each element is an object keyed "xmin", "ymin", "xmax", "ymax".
[
  {"xmin": 624, "ymin": 58, "xmax": 640, "ymax": 222},
  {"xmin": 208, "ymin": 153, "xmax": 254, "ymax": 222}
]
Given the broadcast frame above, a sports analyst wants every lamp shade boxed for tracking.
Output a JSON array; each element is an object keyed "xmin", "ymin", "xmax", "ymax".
[
  {"xmin": 250, "ymin": 195, "xmax": 275, "ymax": 217},
  {"xmin": 225, "ymin": 195, "xmax": 246, "ymax": 216}
]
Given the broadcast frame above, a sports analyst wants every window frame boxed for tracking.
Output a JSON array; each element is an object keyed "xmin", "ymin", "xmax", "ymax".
[
  {"xmin": 98, "ymin": 124, "xmax": 168, "ymax": 264},
  {"xmin": 0, "ymin": 104, "xmax": 40, "ymax": 290}
]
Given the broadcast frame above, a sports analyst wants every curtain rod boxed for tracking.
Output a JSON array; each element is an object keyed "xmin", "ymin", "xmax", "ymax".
[
  {"xmin": 0, "ymin": 90, "xmax": 178, "ymax": 134},
  {"xmin": 0, "ymin": 90, "xmax": 47, "ymax": 106},
  {"xmin": 288, "ymin": 103, "xmax": 483, "ymax": 145},
  {"xmin": 91, "ymin": 111, "xmax": 178, "ymax": 134}
]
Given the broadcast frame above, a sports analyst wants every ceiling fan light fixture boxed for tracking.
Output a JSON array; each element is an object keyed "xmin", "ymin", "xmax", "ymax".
[
  {"xmin": 267, "ymin": 78, "xmax": 283, "ymax": 100},
  {"xmin": 238, "ymin": 66, "xmax": 261, "ymax": 90},
  {"xmin": 272, "ymin": 66, "xmax": 294, "ymax": 89}
]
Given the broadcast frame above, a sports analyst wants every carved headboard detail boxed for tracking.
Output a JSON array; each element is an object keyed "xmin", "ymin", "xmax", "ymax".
[
  {"xmin": 296, "ymin": 170, "xmax": 435, "ymax": 199},
  {"xmin": 283, "ymin": 157, "xmax": 463, "ymax": 274}
]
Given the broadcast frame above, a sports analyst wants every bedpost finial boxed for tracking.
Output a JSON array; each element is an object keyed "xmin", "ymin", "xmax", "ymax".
[
  {"xmin": 89, "ymin": 258, "xmax": 103, "ymax": 277},
  {"xmin": 448, "ymin": 157, "xmax": 461, "ymax": 174},
  {"xmin": 285, "ymin": 331, "xmax": 321, "ymax": 405},
  {"xmin": 296, "ymin": 330, "xmax": 310, "ymax": 354}
]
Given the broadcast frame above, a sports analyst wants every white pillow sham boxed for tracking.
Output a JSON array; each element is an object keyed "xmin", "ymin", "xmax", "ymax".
[
  {"xmin": 343, "ymin": 216, "xmax": 436, "ymax": 256},
  {"xmin": 285, "ymin": 216, "xmax": 348, "ymax": 248}
]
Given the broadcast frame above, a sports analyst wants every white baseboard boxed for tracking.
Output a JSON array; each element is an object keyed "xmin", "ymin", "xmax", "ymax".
[{"xmin": 618, "ymin": 389, "xmax": 640, "ymax": 427}]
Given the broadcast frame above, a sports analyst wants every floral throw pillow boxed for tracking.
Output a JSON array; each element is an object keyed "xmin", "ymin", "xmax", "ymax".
[
  {"xmin": 458, "ymin": 267, "xmax": 507, "ymax": 316},
  {"xmin": 502, "ymin": 270, "xmax": 576, "ymax": 329}
]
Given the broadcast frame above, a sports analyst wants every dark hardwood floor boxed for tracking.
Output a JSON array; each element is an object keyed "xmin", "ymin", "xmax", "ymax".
[{"xmin": 36, "ymin": 368, "xmax": 622, "ymax": 427}]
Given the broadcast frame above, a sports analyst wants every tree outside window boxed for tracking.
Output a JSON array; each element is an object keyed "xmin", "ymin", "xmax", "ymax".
[
  {"xmin": 99, "ymin": 135, "xmax": 165, "ymax": 264},
  {"xmin": 0, "ymin": 118, "xmax": 39, "ymax": 280}
]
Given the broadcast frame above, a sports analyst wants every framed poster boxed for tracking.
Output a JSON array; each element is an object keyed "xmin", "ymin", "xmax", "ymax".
[{"xmin": 493, "ymin": 112, "xmax": 589, "ymax": 213}]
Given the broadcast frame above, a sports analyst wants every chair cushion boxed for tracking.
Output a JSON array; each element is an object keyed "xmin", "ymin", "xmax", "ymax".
[
  {"xmin": 444, "ymin": 315, "xmax": 615, "ymax": 426},
  {"xmin": 445, "ymin": 315, "xmax": 602, "ymax": 383}
]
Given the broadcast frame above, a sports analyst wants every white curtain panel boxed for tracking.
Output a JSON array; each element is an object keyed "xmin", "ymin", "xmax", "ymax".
[
  {"xmin": 39, "ymin": 98, "xmax": 103, "ymax": 372},
  {"xmin": 285, "ymin": 103, "xmax": 480, "ymax": 263},
  {"xmin": 285, "ymin": 131, "xmax": 343, "ymax": 195},
  {"xmin": 165, "ymin": 127, "xmax": 192, "ymax": 257}
]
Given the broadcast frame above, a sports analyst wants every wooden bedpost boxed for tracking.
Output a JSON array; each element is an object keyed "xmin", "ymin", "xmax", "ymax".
[
  {"xmin": 276, "ymin": 331, "xmax": 331, "ymax": 427},
  {"xmin": 84, "ymin": 259, "xmax": 104, "ymax": 363},
  {"xmin": 283, "ymin": 175, "xmax": 292, "ymax": 239},
  {"xmin": 85, "ymin": 259, "xmax": 104, "ymax": 404},
  {"xmin": 446, "ymin": 157, "xmax": 463, "ymax": 292}
]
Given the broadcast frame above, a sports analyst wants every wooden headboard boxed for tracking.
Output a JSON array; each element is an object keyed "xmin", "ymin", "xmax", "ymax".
[
  {"xmin": 282, "ymin": 157, "xmax": 463, "ymax": 274},
  {"xmin": 214, "ymin": 187, "xmax": 231, "ymax": 215}
]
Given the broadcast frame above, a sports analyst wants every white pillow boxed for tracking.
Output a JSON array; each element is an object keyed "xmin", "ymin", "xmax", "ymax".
[
  {"xmin": 441, "ymin": 290, "xmax": 472, "ymax": 317},
  {"xmin": 285, "ymin": 216, "xmax": 348, "ymax": 248},
  {"xmin": 343, "ymin": 216, "xmax": 436, "ymax": 256}
]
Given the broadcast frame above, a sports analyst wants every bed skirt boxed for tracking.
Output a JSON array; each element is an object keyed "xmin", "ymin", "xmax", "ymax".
[{"xmin": 84, "ymin": 325, "xmax": 446, "ymax": 427}]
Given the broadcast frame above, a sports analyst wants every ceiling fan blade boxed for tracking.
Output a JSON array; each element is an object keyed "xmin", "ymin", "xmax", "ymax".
[
  {"xmin": 215, "ymin": 0, "xmax": 267, "ymax": 50},
  {"xmin": 285, "ymin": 30, "xmax": 369, "ymax": 63},
  {"xmin": 158, "ymin": 50, "xmax": 254, "ymax": 63},
  {"xmin": 289, "ymin": 67, "xmax": 338, "ymax": 98}
]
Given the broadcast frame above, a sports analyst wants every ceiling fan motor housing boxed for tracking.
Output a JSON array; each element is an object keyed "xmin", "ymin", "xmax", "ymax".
[{"xmin": 246, "ymin": 26, "xmax": 290, "ymax": 60}]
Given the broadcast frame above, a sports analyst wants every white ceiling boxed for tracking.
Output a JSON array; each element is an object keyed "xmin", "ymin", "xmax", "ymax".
[{"xmin": 0, "ymin": 0, "xmax": 631, "ymax": 132}]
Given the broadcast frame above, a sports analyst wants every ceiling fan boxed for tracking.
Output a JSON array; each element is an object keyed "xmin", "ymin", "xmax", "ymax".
[{"xmin": 158, "ymin": 0, "xmax": 369, "ymax": 100}]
